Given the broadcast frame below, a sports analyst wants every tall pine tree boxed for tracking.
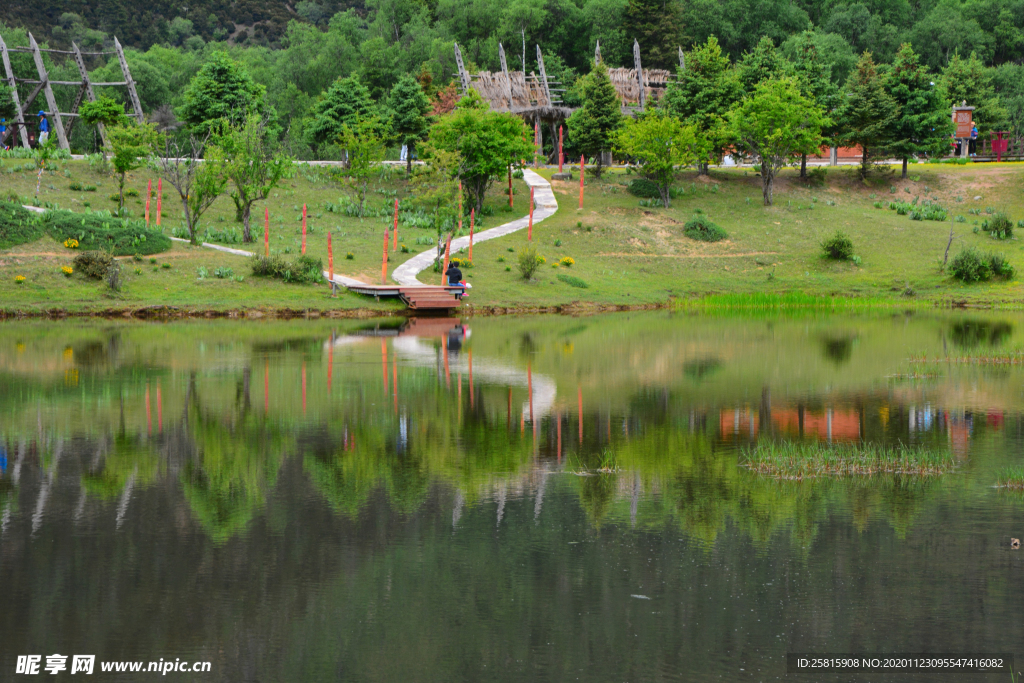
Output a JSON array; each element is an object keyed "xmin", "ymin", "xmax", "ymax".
[
  {"xmin": 304, "ymin": 75, "xmax": 376, "ymax": 158},
  {"xmin": 737, "ymin": 36, "xmax": 788, "ymax": 92},
  {"xmin": 837, "ymin": 52, "xmax": 898, "ymax": 177},
  {"xmin": 622, "ymin": 0, "xmax": 681, "ymax": 70},
  {"xmin": 566, "ymin": 61, "xmax": 623, "ymax": 177},
  {"xmin": 789, "ymin": 31, "xmax": 839, "ymax": 177},
  {"xmin": 386, "ymin": 74, "xmax": 432, "ymax": 175},
  {"xmin": 885, "ymin": 43, "xmax": 954, "ymax": 178}
]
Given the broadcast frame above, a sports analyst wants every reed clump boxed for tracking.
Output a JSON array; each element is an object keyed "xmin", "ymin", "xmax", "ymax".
[
  {"xmin": 995, "ymin": 467, "xmax": 1024, "ymax": 490},
  {"xmin": 741, "ymin": 442, "xmax": 958, "ymax": 479}
]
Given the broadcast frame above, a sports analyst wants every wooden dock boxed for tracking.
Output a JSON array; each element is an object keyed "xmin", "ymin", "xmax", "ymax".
[{"xmin": 345, "ymin": 284, "xmax": 464, "ymax": 310}]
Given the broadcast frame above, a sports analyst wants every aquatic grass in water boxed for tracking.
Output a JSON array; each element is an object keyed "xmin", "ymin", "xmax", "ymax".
[
  {"xmin": 741, "ymin": 442, "xmax": 958, "ymax": 479},
  {"xmin": 676, "ymin": 292, "xmax": 903, "ymax": 312},
  {"xmin": 996, "ymin": 467, "xmax": 1024, "ymax": 490}
]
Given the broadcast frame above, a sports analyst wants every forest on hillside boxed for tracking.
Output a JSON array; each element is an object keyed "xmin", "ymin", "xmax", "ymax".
[{"xmin": 1, "ymin": 0, "xmax": 1023, "ymax": 159}]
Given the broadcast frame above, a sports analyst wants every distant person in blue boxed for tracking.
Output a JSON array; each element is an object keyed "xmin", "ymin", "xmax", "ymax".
[
  {"xmin": 0, "ymin": 117, "xmax": 7, "ymax": 150},
  {"xmin": 38, "ymin": 110, "xmax": 49, "ymax": 146},
  {"xmin": 0, "ymin": 444, "xmax": 6, "ymax": 474},
  {"xmin": 969, "ymin": 124, "xmax": 978, "ymax": 156}
]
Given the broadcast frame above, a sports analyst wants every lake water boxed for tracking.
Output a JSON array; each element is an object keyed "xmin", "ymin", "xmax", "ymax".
[{"xmin": 2, "ymin": 311, "xmax": 1023, "ymax": 681}]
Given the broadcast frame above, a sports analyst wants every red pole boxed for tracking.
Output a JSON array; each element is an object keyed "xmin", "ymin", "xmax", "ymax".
[
  {"xmin": 579, "ymin": 155, "xmax": 584, "ymax": 209},
  {"xmin": 301, "ymin": 204, "xmax": 307, "ymax": 255},
  {"xmin": 392, "ymin": 198, "xmax": 399, "ymax": 250},
  {"xmin": 508, "ymin": 166, "xmax": 513, "ymax": 208},
  {"xmin": 145, "ymin": 179, "xmax": 152, "ymax": 227},
  {"xmin": 441, "ymin": 234, "xmax": 452, "ymax": 286},
  {"xmin": 156, "ymin": 179, "xmax": 162, "ymax": 228},
  {"xmin": 558, "ymin": 126, "xmax": 563, "ymax": 172},
  {"xmin": 264, "ymin": 207, "xmax": 269, "ymax": 257},
  {"xmin": 381, "ymin": 223, "xmax": 389, "ymax": 284},
  {"xmin": 469, "ymin": 208, "xmax": 475, "ymax": 262},
  {"xmin": 327, "ymin": 230, "xmax": 334, "ymax": 288},
  {"xmin": 528, "ymin": 186, "xmax": 534, "ymax": 241}
]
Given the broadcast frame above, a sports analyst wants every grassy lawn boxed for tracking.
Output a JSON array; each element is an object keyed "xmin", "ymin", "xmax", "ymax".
[{"xmin": 1, "ymin": 156, "xmax": 1023, "ymax": 313}]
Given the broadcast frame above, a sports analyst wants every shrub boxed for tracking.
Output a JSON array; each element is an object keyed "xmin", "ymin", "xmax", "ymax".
[
  {"xmin": 984, "ymin": 213, "xmax": 1014, "ymax": 239},
  {"xmin": 821, "ymin": 231, "xmax": 854, "ymax": 260},
  {"xmin": 73, "ymin": 251, "xmax": 115, "ymax": 280},
  {"xmin": 988, "ymin": 253, "xmax": 1014, "ymax": 279},
  {"xmin": 41, "ymin": 210, "xmax": 171, "ymax": 255},
  {"xmin": 0, "ymin": 200, "xmax": 44, "ymax": 249},
  {"xmin": 559, "ymin": 256, "xmax": 575, "ymax": 267},
  {"xmin": 517, "ymin": 245, "xmax": 543, "ymax": 280},
  {"xmin": 683, "ymin": 215, "xmax": 727, "ymax": 243},
  {"xmin": 556, "ymin": 273, "xmax": 588, "ymax": 288},
  {"xmin": 948, "ymin": 248, "xmax": 1015, "ymax": 282},
  {"xmin": 627, "ymin": 178, "xmax": 660, "ymax": 198},
  {"xmin": 249, "ymin": 254, "xmax": 324, "ymax": 284},
  {"xmin": 213, "ymin": 266, "xmax": 234, "ymax": 279}
]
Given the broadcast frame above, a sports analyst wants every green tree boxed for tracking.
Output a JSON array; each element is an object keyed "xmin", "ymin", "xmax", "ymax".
[
  {"xmin": 662, "ymin": 36, "xmax": 741, "ymax": 173},
  {"xmin": 939, "ymin": 51, "xmax": 1008, "ymax": 135},
  {"xmin": 837, "ymin": 51, "xmax": 899, "ymax": 177},
  {"xmin": 153, "ymin": 134, "xmax": 228, "ymax": 245},
  {"xmin": 218, "ymin": 114, "xmax": 294, "ymax": 242},
  {"xmin": 737, "ymin": 36, "xmax": 788, "ymax": 92},
  {"xmin": 427, "ymin": 92, "xmax": 533, "ymax": 212},
  {"xmin": 566, "ymin": 61, "xmax": 622, "ymax": 177},
  {"xmin": 884, "ymin": 44, "xmax": 954, "ymax": 178},
  {"xmin": 0, "ymin": 85, "xmax": 16, "ymax": 120},
  {"xmin": 788, "ymin": 31, "xmax": 840, "ymax": 177},
  {"xmin": 386, "ymin": 74, "xmax": 432, "ymax": 175},
  {"xmin": 80, "ymin": 96, "xmax": 130, "ymax": 160},
  {"xmin": 304, "ymin": 75, "xmax": 376, "ymax": 158},
  {"xmin": 622, "ymin": 0, "xmax": 681, "ymax": 70},
  {"xmin": 107, "ymin": 122, "xmax": 160, "ymax": 215},
  {"xmin": 613, "ymin": 110, "xmax": 700, "ymax": 208},
  {"xmin": 179, "ymin": 52, "xmax": 267, "ymax": 135},
  {"xmin": 727, "ymin": 78, "xmax": 829, "ymax": 205},
  {"xmin": 337, "ymin": 118, "xmax": 388, "ymax": 217},
  {"xmin": 412, "ymin": 144, "xmax": 463, "ymax": 268}
]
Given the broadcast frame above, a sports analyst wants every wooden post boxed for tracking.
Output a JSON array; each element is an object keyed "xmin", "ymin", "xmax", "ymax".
[
  {"xmin": 301, "ymin": 204, "xmax": 307, "ymax": 255},
  {"xmin": 327, "ymin": 230, "xmax": 334, "ymax": 293},
  {"xmin": 145, "ymin": 179, "xmax": 151, "ymax": 227},
  {"xmin": 453, "ymin": 43, "xmax": 471, "ymax": 97},
  {"xmin": 113, "ymin": 37, "xmax": 144, "ymax": 124},
  {"xmin": 469, "ymin": 208, "xmax": 475, "ymax": 261},
  {"xmin": 633, "ymin": 39, "xmax": 646, "ymax": 111},
  {"xmin": 499, "ymin": 43, "xmax": 514, "ymax": 110},
  {"xmin": 264, "ymin": 207, "xmax": 269, "ymax": 257},
  {"xmin": 0, "ymin": 35, "xmax": 31, "ymax": 148},
  {"xmin": 579, "ymin": 155, "xmax": 584, "ymax": 209},
  {"xmin": 392, "ymin": 198, "xmax": 399, "ymax": 250},
  {"xmin": 28, "ymin": 33, "xmax": 69, "ymax": 150},
  {"xmin": 441, "ymin": 234, "xmax": 452, "ymax": 286},
  {"xmin": 381, "ymin": 223, "xmax": 389, "ymax": 284},
  {"xmin": 558, "ymin": 125, "xmax": 563, "ymax": 172},
  {"xmin": 156, "ymin": 179, "xmax": 162, "ymax": 227},
  {"xmin": 508, "ymin": 166, "xmax": 513, "ymax": 208},
  {"xmin": 528, "ymin": 186, "xmax": 534, "ymax": 240}
]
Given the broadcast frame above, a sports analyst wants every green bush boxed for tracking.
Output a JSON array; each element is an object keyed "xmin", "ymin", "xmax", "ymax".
[
  {"xmin": 40, "ymin": 210, "xmax": 171, "ymax": 255},
  {"xmin": 983, "ymin": 213, "xmax": 1014, "ymax": 239},
  {"xmin": 72, "ymin": 251, "xmax": 115, "ymax": 280},
  {"xmin": 949, "ymin": 248, "xmax": 1013, "ymax": 282},
  {"xmin": 556, "ymin": 273, "xmax": 588, "ymax": 288},
  {"xmin": 249, "ymin": 254, "xmax": 324, "ymax": 284},
  {"xmin": 683, "ymin": 215, "xmax": 727, "ymax": 243},
  {"xmin": 821, "ymin": 231, "xmax": 854, "ymax": 260},
  {"xmin": 627, "ymin": 178, "xmax": 660, "ymax": 198},
  {"xmin": 516, "ymin": 245, "xmax": 543, "ymax": 280},
  {"xmin": 0, "ymin": 200, "xmax": 44, "ymax": 249}
]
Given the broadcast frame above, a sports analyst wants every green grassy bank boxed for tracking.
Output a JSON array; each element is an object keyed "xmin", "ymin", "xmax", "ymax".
[{"xmin": 1, "ymin": 156, "xmax": 1022, "ymax": 315}]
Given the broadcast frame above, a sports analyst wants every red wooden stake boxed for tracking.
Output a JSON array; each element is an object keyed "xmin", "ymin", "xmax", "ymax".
[
  {"xmin": 508, "ymin": 166, "xmax": 513, "ymax": 208},
  {"xmin": 392, "ymin": 198, "xmax": 399, "ymax": 250},
  {"xmin": 327, "ymin": 230, "xmax": 334, "ymax": 289},
  {"xmin": 441, "ymin": 234, "xmax": 452, "ymax": 286},
  {"xmin": 381, "ymin": 224, "xmax": 389, "ymax": 284},
  {"xmin": 264, "ymin": 207, "xmax": 269, "ymax": 257},
  {"xmin": 145, "ymin": 179, "xmax": 152, "ymax": 227},
  {"xmin": 579, "ymin": 155, "xmax": 584, "ymax": 209},
  {"xmin": 469, "ymin": 208, "xmax": 475, "ymax": 262},
  {"xmin": 382, "ymin": 340, "xmax": 389, "ymax": 393},
  {"xmin": 301, "ymin": 204, "xmax": 307, "ymax": 255},
  {"xmin": 527, "ymin": 186, "xmax": 534, "ymax": 241},
  {"xmin": 156, "ymin": 179, "xmax": 162, "ymax": 227},
  {"xmin": 558, "ymin": 125, "xmax": 563, "ymax": 172}
]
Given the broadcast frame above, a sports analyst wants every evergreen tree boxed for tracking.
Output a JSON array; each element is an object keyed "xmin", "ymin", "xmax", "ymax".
[
  {"xmin": 885, "ymin": 43, "xmax": 954, "ymax": 178},
  {"xmin": 662, "ymin": 36, "xmax": 741, "ymax": 173},
  {"xmin": 566, "ymin": 61, "xmax": 623, "ymax": 177},
  {"xmin": 304, "ymin": 75, "xmax": 376, "ymax": 158},
  {"xmin": 179, "ymin": 52, "xmax": 267, "ymax": 135},
  {"xmin": 788, "ymin": 31, "xmax": 840, "ymax": 176},
  {"xmin": 737, "ymin": 36, "xmax": 788, "ymax": 92},
  {"xmin": 622, "ymin": 0, "xmax": 681, "ymax": 70},
  {"xmin": 939, "ymin": 51, "xmax": 1008, "ymax": 135},
  {"xmin": 386, "ymin": 74, "xmax": 432, "ymax": 175},
  {"xmin": 837, "ymin": 52, "xmax": 898, "ymax": 177}
]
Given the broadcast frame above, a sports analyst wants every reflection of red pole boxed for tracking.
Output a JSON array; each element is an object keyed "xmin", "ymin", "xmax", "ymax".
[
  {"xmin": 264, "ymin": 361, "xmax": 269, "ymax": 413},
  {"xmin": 528, "ymin": 362, "xmax": 533, "ymax": 423},
  {"xmin": 392, "ymin": 198, "xmax": 399, "ymax": 250},
  {"xmin": 382, "ymin": 339, "xmax": 389, "ymax": 393},
  {"xmin": 145, "ymin": 179, "xmax": 152, "ymax": 227},
  {"xmin": 264, "ymin": 207, "xmax": 270, "ymax": 257},
  {"xmin": 157, "ymin": 381, "xmax": 162, "ymax": 432},
  {"xmin": 443, "ymin": 339, "xmax": 450, "ymax": 388},
  {"xmin": 579, "ymin": 155, "xmax": 584, "ymax": 209},
  {"xmin": 302, "ymin": 362, "xmax": 307, "ymax": 414},
  {"xmin": 558, "ymin": 125, "xmax": 563, "ymax": 172},
  {"xmin": 468, "ymin": 208, "xmax": 475, "ymax": 262},
  {"xmin": 328, "ymin": 343, "xmax": 333, "ymax": 392},
  {"xmin": 578, "ymin": 386, "xmax": 582, "ymax": 444},
  {"xmin": 145, "ymin": 384, "xmax": 151, "ymax": 435},
  {"xmin": 528, "ymin": 187, "xmax": 534, "ymax": 241},
  {"xmin": 301, "ymin": 204, "xmax": 307, "ymax": 255},
  {"xmin": 393, "ymin": 362, "xmax": 398, "ymax": 414}
]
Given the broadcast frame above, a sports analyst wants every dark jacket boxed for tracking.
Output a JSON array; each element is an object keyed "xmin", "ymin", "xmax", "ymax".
[{"xmin": 445, "ymin": 265, "xmax": 463, "ymax": 285}]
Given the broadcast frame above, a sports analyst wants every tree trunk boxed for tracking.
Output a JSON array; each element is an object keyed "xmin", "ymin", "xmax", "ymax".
[
  {"xmin": 242, "ymin": 203, "xmax": 253, "ymax": 242},
  {"xmin": 659, "ymin": 184, "xmax": 670, "ymax": 209},
  {"xmin": 360, "ymin": 178, "xmax": 367, "ymax": 217},
  {"xmin": 118, "ymin": 173, "xmax": 126, "ymax": 216},
  {"xmin": 182, "ymin": 196, "xmax": 198, "ymax": 245},
  {"xmin": 232, "ymin": 193, "xmax": 244, "ymax": 222},
  {"xmin": 901, "ymin": 157, "xmax": 908, "ymax": 179},
  {"xmin": 860, "ymin": 144, "xmax": 870, "ymax": 178},
  {"xmin": 762, "ymin": 170, "xmax": 774, "ymax": 206},
  {"xmin": 800, "ymin": 153, "xmax": 807, "ymax": 178}
]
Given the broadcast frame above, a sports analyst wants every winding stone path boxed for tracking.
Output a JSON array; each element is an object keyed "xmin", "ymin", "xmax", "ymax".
[{"xmin": 391, "ymin": 169, "xmax": 558, "ymax": 286}]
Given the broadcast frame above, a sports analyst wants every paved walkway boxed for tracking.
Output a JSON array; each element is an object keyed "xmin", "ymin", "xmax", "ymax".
[{"xmin": 391, "ymin": 169, "xmax": 558, "ymax": 286}]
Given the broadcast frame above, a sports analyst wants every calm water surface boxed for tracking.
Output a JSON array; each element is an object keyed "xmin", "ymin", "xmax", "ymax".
[{"xmin": 2, "ymin": 312, "xmax": 1023, "ymax": 682}]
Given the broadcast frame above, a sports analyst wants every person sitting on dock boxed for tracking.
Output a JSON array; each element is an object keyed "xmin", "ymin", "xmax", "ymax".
[{"xmin": 445, "ymin": 261, "xmax": 464, "ymax": 296}]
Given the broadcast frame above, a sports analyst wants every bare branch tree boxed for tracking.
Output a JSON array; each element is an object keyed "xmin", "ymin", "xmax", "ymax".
[{"xmin": 152, "ymin": 132, "xmax": 226, "ymax": 245}]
